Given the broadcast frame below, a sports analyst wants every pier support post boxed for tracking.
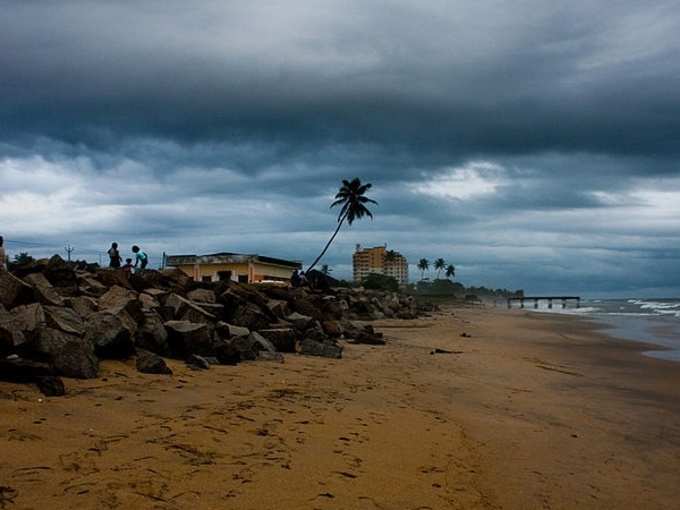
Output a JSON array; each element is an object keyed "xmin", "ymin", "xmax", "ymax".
[
  {"xmin": 507, "ymin": 299, "xmax": 511, "ymax": 309},
  {"xmin": 548, "ymin": 299, "xmax": 553, "ymax": 309},
  {"xmin": 520, "ymin": 298, "xmax": 525, "ymax": 309},
  {"xmin": 534, "ymin": 298, "xmax": 538, "ymax": 309}
]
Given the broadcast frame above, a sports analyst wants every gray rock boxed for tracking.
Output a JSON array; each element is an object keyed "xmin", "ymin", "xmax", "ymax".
[
  {"xmin": 285, "ymin": 312, "xmax": 313, "ymax": 330},
  {"xmin": 84, "ymin": 311, "xmax": 134, "ymax": 359},
  {"xmin": 164, "ymin": 320, "xmax": 214, "ymax": 357},
  {"xmin": 186, "ymin": 353, "xmax": 210, "ymax": 370},
  {"xmin": 0, "ymin": 271, "xmax": 34, "ymax": 309},
  {"xmin": 257, "ymin": 328, "xmax": 297, "ymax": 352},
  {"xmin": 136, "ymin": 349, "xmax": 172, "ymax": 375},
  {"xmin": 44, "ymin": 306, "xmax": 84, "ymax": 335},
  {"xmin": 215, "ymin": 321, "xmax": 250, "ymax": 339},
  {"xmin": 34, "ymin": 327, "xmax": 99, "ymax": 379},
  {"xmin": 137, "ymin": 312, "xmax": 168, "ymax": 354},
  {"xmin": 299, "ymin": 338, "xmax": 343, "ymax": 359},
  {"xmin": 36, "ymin": 375, "xmax": 66, "ymax": 396},
  {"xmin": 187, "ymin": 288, "xmax": 216, "ymax": 304}
]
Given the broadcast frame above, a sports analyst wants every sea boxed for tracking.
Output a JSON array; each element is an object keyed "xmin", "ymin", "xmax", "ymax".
[{"xmin": 516, "ymin": 298, "xmax": 680, "ymax": 362}]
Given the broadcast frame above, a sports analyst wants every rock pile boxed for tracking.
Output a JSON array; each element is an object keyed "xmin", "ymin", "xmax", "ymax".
[{"xmin": 1, "ymin": 256, "xmax": 418, "ymax": 395}]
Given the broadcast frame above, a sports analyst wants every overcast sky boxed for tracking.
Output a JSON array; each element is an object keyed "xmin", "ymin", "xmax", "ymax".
[{"xmin": 1, "ymin": 1, "xmax": 679, "ymax": 296}]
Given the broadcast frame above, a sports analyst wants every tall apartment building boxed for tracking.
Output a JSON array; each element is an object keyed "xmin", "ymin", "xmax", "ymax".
[{"xmin": 353, "ymin": 244, "xmax": 409, "ymax": 285}]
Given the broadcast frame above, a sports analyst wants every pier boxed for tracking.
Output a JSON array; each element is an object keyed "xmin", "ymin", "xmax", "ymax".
[{"xmin": 505, "ymin": 296, "xmax": 581, "ymax": 309}]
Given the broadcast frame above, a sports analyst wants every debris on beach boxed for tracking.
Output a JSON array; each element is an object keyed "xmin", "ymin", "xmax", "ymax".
[{"xmin": 0, "ymin": 256, "xmax": 421, "ymax": 395}]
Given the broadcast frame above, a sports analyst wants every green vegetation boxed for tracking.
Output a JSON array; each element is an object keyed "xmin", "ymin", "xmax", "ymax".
[
  {"xmin": 362, "ymin": 273, "xmax": 399, "ymax": 292},
  {"xmin": 307, "ymin": 178, "xmax": 377, "ymax": 272}
]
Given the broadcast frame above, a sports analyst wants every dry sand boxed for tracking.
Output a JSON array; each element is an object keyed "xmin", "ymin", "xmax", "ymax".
[{"xmin": 2, "ymin": 307, "xmax": 680, "ymax": 509}]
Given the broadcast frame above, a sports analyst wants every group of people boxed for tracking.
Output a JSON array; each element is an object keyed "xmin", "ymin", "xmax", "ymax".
[{"xmin": 107, "ymin": 243, "xmax": 148, "ymax": 273}]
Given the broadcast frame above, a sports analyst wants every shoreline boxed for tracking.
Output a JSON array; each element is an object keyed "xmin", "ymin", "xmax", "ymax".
[
  {"xmin": 2, "ymin": 307, "xmax": 680, "ymax": 509},
  {"xmin": 522, "ymin": 306, "xmax": 680, "ymax": 361}
]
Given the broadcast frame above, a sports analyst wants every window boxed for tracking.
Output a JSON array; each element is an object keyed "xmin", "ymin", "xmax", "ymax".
[{"xmin": 238, "ymin": 274, "xmax": 249, "ymax": 283}]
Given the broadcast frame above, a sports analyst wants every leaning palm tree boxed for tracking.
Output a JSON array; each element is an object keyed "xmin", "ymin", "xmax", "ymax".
[
  {"xmin": 445, "ymin": 264, "xmax": 455, "ymax": 280},
  {"xmin": 417, "ymin": 258, "xmax": 429, "ymax": 280},
  {"xmin": 434, "ymin": 258, "xmax": 446, "ymax": 279},
  {"xmin": 306, "ymin": 178, "xmax": 377, "ymax": 273}
]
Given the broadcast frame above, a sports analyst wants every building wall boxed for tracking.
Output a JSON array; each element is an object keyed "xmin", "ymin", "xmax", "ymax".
[{"xmin": 172, "ymin": 261, "xmax": 295, "ymax": 283}]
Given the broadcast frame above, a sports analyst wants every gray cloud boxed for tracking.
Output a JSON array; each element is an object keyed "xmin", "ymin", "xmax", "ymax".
[{"xmin": 2, "ymin": 1, "xmax": 680, "ymax": 295}]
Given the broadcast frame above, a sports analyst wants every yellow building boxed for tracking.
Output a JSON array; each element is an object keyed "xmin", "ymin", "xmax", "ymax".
[
  {"xmin": 165, "ymin": 252, "xmax": 301, "ymax": 284},
  {"xmin": 352, "ymin": 244, "xmax": 408, "ymax": 285}
]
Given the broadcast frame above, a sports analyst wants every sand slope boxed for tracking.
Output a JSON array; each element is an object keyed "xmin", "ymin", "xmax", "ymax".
[{"xmin": 2, "ymin": 308, "xmax": 680, "ymax": 509}]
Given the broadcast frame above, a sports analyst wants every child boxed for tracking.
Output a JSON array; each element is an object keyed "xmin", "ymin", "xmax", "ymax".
[
  {"xmin": 122, "ymin": 258, "xmax": 134, "ymax": 273},
  {"xmin": 131, "ymin": 245, "xmax": 149, "ymax": 270}
]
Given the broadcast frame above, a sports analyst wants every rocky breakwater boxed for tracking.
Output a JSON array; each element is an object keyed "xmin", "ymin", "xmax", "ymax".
[{"xmin": 0, "ymin": 256, "xmax": 418, "ymax": 395}]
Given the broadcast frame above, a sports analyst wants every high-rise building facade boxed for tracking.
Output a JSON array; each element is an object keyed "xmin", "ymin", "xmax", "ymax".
[{"xmin": 352, "ymin": 244, "xmax": 409, "ymax": 285}]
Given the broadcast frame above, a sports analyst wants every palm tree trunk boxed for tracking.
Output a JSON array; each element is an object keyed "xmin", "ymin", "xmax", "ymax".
[{"xmin": 306, "ymin": 212, "xmax": 347, "ymax": 273}]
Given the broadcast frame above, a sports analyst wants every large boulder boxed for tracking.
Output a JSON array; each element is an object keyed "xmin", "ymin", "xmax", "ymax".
[
  {"xmin": 7, "ymin": 303, "xmax": 45, "ymax": 342},
  {"xmin": 187, "ymin": 288, "xmax": 216, "ymax": 304},
  {"xmin": 98, "ymin": 286, "xmax": 143, "ymax": 336},
  {"xmin": 84, "ymin": 311, "xmax": 134, "ymax": 358},
  {"xmin": 257, "ymin": 328, "xmax": 297, "ymax": 353},
  {"xmin": 43, "ymin": 255, "xmax": 77, "ymax": 288},
  {"xmin": 94, "ymin": 268, "xmax": 133, "ymax": 290},
  {"xmin": 159, "ymin": 267, "xmax": 192, "ymax": 290},
  {"xmin": 165, "ymin": 293, "xmax": 217, "ymax": 324},
  {"xmin": 231, "ymin": 332, "xmax": 278, "ymax": 361},
  {"xmin": 227, "ymin": 301, "xmax": 271, "ymax": 331},
  {"xmin": 215, "ymin": 321, "xmax": 250, "ymax": 339},
  {"xmin": 0, "ymin": 357, "xmax": 54, "ymax": 383},
  {"xmin": 139, "ymin": 292, "xmax": 161, "ymax": 310},
  {"xmin": 34, "ymin": 327, "xmax": 99, "ymax": 379},
  {"xmin": 76, "ymin": 273, "xmax": 110, "ymax": 297},
  {"xmin": 165, "ymin": 320, "xmax": 214, "ymax": 357},
  {"xmin": 44, "ymin": 306, "xmax": 84, "ymax": 335},
  {"xmin": 0, "ymin": 271, "xmax": 34, "ymax": 309},
  {"xmin": 214, "ymin": 339, "xmax": 241, "ymax": 365},
  {"xmin": 299, "ymin": 338, "xmax": 343, "ymax": 359},
  {"xmin": 136, "ymin": 349, "xmax": 172, "ymax": 375},
  {"xmin": 36, "ymin": 376, "xmax": 65, "ymax": 396},
  {"xmin": 64, "ymin": 296, "xmax": 99, "ymax": 318},
  {"xmin": 23, "ymin": 273, "xmax": 65, "ymax": 306},
  {"xmin": 285, "ymin": 312, "xmax": 313, "ymax": 331},
  {"xmin": 0, "ymin": 321, "xmax": 26, "ymax": 354},
  {"xmin": 321, "ymin": 320, "xmax": 344, "ymax": 338},
  {"xmin": 137, "ymin": 312, "xmax": 169, "ymax": 354},
  {"xmin": 266, "ymin": 299, "xmax": 289, "ymax": 318}
]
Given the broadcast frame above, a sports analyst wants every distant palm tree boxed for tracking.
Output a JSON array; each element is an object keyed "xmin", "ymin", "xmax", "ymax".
[
  {"xmin": 321, "ymin": 264, "xmax": 332, "ymax": 275},
  {"xmin": 434, "ymin": 258, "xmax": 446, "ymax": 279},
  {"xmin": 417, "ymin": 258, "xmax": 429, "ymax": 280},
  {"xmin": 307, "ymin": 178, "xmax": 377, "ymax": 273},
  {"xmin": 445, "ymin": 264, "xmax": 455, "ymax": 280}
]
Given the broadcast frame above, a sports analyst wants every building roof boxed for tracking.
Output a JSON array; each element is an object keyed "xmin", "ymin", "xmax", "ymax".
[{"xmin": 165, "ymin": 252, "xmax": 302, "ymax": 269}]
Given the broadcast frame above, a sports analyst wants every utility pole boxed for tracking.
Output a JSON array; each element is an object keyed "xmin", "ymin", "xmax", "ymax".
[{"xmin": 64, "ymin": 243, "xmax": 74, "ymax": 262}]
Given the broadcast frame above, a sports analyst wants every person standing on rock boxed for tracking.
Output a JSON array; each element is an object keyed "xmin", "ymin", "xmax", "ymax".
[
  {"xmin": 132, "ymin": 245, "xmax": 149, "ymax": 271},
  {"xmin": 107, "ymin": 242, "xmax": 122, "ymax": 268},
  {"xmin": 291, "ymin": 268, "xmax": 301, "ymax": 288},
  {"xmin": 0, "ymin": 236, "xmax": 7, "ymax": 270}
]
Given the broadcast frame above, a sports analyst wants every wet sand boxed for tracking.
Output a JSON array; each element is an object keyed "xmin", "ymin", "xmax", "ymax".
[{"xmin": 2, "ymin": 308, "xmax": 680, "ymax": 509}]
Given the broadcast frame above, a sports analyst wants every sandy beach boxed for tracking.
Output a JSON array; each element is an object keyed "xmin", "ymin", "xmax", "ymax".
[{"xmin": 2, "ymin": 307, "xmax": 680, "ymax": 509}]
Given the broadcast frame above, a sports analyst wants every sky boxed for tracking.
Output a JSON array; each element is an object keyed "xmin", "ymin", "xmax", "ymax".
[{"xmin": 1, "ymin": 1, "xmax": 679, "ymax": 297}]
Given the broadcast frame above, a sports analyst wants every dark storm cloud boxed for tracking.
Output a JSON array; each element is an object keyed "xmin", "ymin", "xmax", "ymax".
[
  {"xmin": 2, "ymin": 0, "xmax": 680, "ymax": 160},
  {"xmin": 2, "ymin": 1, "xmax": 680, "ymax": 295}
]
